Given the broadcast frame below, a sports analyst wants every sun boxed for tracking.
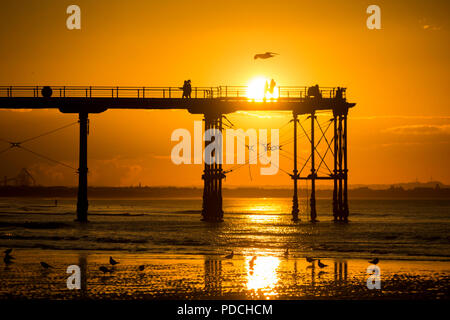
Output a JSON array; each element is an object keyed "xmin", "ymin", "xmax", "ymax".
[{"xmin": 246, "ymin": 76, "xmax": 279, "ymax": 101}]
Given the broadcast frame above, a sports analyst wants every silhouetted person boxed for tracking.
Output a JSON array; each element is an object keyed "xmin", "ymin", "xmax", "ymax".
[
  {"xmin": 186, "ymin": 80, "xmax": 192, "ymax": 98},
  {"xmin": 182, "ymin": 80, "xmax": 192, "ymax": 98},
  {"xmin": 181, "ymin": 81, "xmax": 188, "ymax": 98},
  {"xmin": 335, "ymin": 87, "xmax": 344, "ymax": 100},
  {"xmin": 307, "ymin": 84, "xmax": 322, "ymax": 99},
  {"xmin": 269, "ymin": 79, "xmax": 276, "ymax": 94}
]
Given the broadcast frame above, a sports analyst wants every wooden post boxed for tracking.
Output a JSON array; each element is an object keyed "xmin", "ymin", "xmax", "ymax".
[{"xmin": 76, "ymin": 112, "xmax": 89, "ymax": 222}]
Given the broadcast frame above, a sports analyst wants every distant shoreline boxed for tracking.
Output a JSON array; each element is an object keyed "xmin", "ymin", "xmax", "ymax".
[{"xmin": 1, "ymin": 185, "xmax": 449, "ymax": 199}]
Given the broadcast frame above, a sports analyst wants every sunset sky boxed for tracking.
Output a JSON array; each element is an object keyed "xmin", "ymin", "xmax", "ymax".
[{"xmin": 0, "ymin": 0, "xmax": 449, "ymax": 187}]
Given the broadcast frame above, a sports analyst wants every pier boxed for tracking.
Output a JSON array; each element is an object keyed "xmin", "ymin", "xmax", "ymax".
[{"xmin": 0, "ymin": 85, "xmax": 355, "ymax": 222}]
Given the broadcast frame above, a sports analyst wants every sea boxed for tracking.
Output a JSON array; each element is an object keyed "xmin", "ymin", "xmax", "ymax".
[{"xmin": 0, "ymin": 197, "xmax": 449, "ymax": 261}]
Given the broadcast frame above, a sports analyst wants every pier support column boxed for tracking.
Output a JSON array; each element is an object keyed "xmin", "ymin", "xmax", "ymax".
[
  {"xmin": 338, "ymin": 114, "xmax": 343, "ymax": 221},
  {"xmin": 332, "ymin": 115, "xmax": 339, "ymax": 221},
  {"xmin": 310, "ymin": 112, "xmax": 317, "ymax": 222},
  {"xmin": 76, "ymin": 112, "xmax": 89, "ymax": 222},
  {"xmin": 201, "ymin": 113, "xmax": 225, "ymax": 222},
  {"xmin": 291, "ymin": 112, "xmax": 300, "ymax": 222},
  {"xmin": 342, "ymin": 112, "xmax": 349, "ymax": 222}
]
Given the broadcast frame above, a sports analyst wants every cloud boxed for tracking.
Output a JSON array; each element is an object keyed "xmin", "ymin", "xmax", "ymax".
[
  {"xmin": 26, "ymin": 157, "xmax": 147, "ymax": 186},
  {"xmin": 383, "ymin": 124, "xmax": 450, "ymax": 135},
  {"xmin": 151, "ymin": 154, "xmax": 171, "ymax": 160}
]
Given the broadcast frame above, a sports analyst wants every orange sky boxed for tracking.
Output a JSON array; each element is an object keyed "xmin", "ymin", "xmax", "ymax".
[{"xmin": 0, "ymin": 0, "xmax": 449, "ymax": 187}]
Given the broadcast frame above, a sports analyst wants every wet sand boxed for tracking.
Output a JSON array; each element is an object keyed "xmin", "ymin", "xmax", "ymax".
[{"xmin": 0, "ymin": 249, "xmax": 449, "ymax": 299}]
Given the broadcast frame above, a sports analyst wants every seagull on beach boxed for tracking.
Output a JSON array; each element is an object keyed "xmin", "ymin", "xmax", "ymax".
[
  {"xmin": 224, "ymin": 251, "xmax": 234, "ymax": 259},
  {"xmin": 99, "ymin": 266, "xmax": 113, "ymax": 274},
  {"xmin": 254, "ymin": 52, "xmax": 279, "ymax": 60},
  {"xmin": 109, "ymin": 256, "xmax": 119, "ymax": 266},
  {"xmin": 4, "ymin": 249, "xmax": 14, "ymax": 264},
  {"xmin": 317, "ymin": 260, "xmax": 328, "ymax": 269},
  {"xmin": 249, "ymin": 256, "xmax": 257, "ymax": 269},
  {"xmin": 369, "ymin": 258, "xmax": 379, "ymax": 265},
  {"xmin": 4, "ymin": 254, "xmax": 14, "ymax": 265},
  {"xmin": 40, "ymin": 262, "xmax": 53, "ymax": 269},
  {"xmin": 306, "ymin": 257, "xmax": 315, "ymax": 263}
]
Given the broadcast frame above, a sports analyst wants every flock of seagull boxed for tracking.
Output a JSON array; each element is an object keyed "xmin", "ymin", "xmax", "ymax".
[
  {"xmin": 2, "ymin": 250, "xmax": 144, "ymax": 274},
  {"xmin": 3, "ymin": 248, "xmax": 380, "ymax": 274},
  {"xmin": 97, "ymin": 256, "xmax": 147, "ymax": 274},
  {"xmin": 223, "ymin": 248, "xmax": 380, "ymax": 270}
]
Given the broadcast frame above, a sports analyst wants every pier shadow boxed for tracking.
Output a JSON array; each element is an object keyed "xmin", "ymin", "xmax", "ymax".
[{"xmin": 204, "ymin": 257, "xmax": 223, "ymax": 296}]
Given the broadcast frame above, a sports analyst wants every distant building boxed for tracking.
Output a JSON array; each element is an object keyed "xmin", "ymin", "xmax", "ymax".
[{"xmin": 3, "ymin": 168, "xmax": 36, "ymax": 186}]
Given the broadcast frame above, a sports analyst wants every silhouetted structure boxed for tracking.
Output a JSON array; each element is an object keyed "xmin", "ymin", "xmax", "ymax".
[
  {"xmin": 0, "ymin": 85, "xmax": 355, "ymax": 223},
  {"xmin": 3, "ymin": 168, "xmax": 35, "ymax": 186},
  {"xmin": 204, "ymin": 258, "xmax": 222, "ymax": 295}
]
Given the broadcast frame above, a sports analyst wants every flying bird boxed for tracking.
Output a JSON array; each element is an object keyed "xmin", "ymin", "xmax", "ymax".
[
  {"xmin": 109, "ymin": 256, "xmax": 119, "ymax": 266},
  {"xmin": 224, "ymin": 250, "xmax": 234, "ymax": 259},
  {"xmin": 99, "ymin": 266, "xmax": 113, "ymax": 274},
  {"xmin": 254, "ymin": 52, "xmax": 279, "ymax": 60},
  {"xmin": 40, "ymin": 261, "xmax": 53, "ymax": 269},
  {"xmin": 317, "ymin": 260, "xmax": 328, "ymax": 269},
  {"xmin": 369, "ymin": 258, "xmax": 379, "ymax": 265}
]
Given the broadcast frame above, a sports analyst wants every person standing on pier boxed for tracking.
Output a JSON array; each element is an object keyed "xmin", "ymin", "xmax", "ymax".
[
  {"xmin": 181, "ymin": 80, "xmax": 188, "ymax": 98},
  {"xmin": 186, "ymin": 80, "xmax": 192, "ymax": 98},
  {"xmin": 269, "ymin": 79, "xmax": 276, "ymax": 94},
  {"xmin": 308, "ymin": 84, "xmax": 322, "ymax": 99}
]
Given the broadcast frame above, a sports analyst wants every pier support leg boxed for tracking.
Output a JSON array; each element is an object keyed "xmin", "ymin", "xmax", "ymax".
[
  {"xmin": 291, "ymin": 112, "xmax": 300, "ymax": 222},
  {"xmin": 310, "ymin": 112, "xmax": 317, "ymax": 222},
  {"xmin": 338, "ymin": 114, "xmax": 343, "ymax": 221},
  {"xmin": 201, "ymin": 114, "xmax": 224, "ymax": 222},
  {"xmin": 342, "ymin": 113, "xmax": 349, "ymax": 222},
  {"xmin": 333, "ymin": 115, "xmax": 338, "ymax": 222},
  {"xmin": 76, "ymin": 112, "xmax": 89, "ymax": 222}
]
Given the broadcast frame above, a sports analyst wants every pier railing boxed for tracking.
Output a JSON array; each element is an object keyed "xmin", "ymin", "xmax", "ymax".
[{"xmin": 0, "ymin": 85, "xmax": 345, "ymax": 100}]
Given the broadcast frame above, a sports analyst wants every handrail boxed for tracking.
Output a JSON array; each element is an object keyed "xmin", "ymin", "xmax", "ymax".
[{"xmin": 0, "ymin": 85, "xmax": 346, "ymax": 100}]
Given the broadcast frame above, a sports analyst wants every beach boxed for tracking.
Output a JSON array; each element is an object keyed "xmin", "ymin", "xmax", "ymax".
[
  {"xmin": 0, "ymin": 250, "xmax": 449, "ymax": 299},
  {"xmin": 0, "ymin": 197, "xmax": 449, "ymax": 299}
]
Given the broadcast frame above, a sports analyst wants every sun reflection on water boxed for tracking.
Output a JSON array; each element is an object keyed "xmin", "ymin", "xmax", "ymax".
[{"xmin": 246, "ymin": 256, "xmax": 280, "ymax": 298}]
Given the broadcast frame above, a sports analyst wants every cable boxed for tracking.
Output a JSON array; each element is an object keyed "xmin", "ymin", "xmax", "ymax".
[
  {"xmin": 0, "ymin": 121, "xmax": 78, "ymax": 171},
  {"xmin": 19, "ymin": 121, "xmax": 78, "ymax": 144},
  {"xmin": 0, "ymin": 146, "xmax": 12, "ymax": 155},
  {"xmin": 18, "ymin": 146, "xmax": 76, "ymax": 170}
]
